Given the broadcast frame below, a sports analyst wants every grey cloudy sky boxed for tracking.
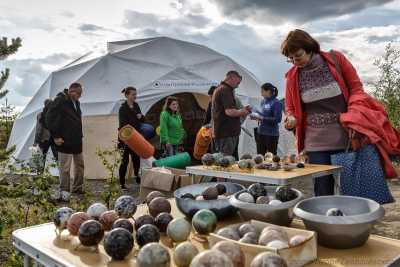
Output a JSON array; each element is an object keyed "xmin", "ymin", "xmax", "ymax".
[{"xmin": 1, "ymin": 0, "xmax": 400, "ymax": 110}]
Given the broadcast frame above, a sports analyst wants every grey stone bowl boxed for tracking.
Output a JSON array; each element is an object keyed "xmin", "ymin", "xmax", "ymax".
[
  {"xmin": 294, "ymin": 195, "xmax": 385, "ymax": 249},
  {"xmin": 229, "ymin": 186, "xmax": 303, "ymax": 226},
  {"xmin": 174, "ymin": 182, "xmax": 245, "ymax": 219}
]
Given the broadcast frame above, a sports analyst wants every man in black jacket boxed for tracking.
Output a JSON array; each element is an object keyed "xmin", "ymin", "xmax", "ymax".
[{"xmin": 46, "ymin": 82, "xmax": 84, "ymax": 201}]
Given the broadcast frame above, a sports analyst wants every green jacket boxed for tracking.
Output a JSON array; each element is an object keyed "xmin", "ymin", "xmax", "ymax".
[{"xmin": 159, "ymin": 111, "xmax": 185, "ymax": 145}]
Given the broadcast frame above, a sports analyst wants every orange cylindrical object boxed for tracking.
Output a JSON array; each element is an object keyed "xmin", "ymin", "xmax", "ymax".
[
  {"xmin": 193, "ymin": 127, "xmax": 212, "ymax": 160},
  {"xmin": 118, "ymin": 125, "xmax": 155, "ymax": 159}
]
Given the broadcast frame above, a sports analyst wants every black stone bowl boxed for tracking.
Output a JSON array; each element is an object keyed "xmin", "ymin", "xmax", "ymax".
[{"xmin": 174, "ymin": 182, "xmax": 245, "ymax": 219}]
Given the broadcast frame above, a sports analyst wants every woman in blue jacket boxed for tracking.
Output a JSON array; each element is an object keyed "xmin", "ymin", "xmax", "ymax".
[{"xmin": 251, "ymin": 83, "xmax": 283, "ymax": 155}]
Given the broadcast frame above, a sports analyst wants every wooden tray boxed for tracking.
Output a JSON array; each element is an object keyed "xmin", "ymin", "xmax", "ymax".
[{"xmin": 209, "ymin": 220, "xmax": 317, "ymax": 267}]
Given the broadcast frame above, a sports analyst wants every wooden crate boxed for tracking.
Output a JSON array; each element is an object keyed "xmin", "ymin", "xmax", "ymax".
[{"xmin": 209, "ymin": 220, "xmax": 317, "ymax": 267}]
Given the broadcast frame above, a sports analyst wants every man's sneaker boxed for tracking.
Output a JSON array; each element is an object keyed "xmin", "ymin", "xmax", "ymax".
[{"xmin": 60, "ymin": 191, "xmax": 71, "ymax": 202}]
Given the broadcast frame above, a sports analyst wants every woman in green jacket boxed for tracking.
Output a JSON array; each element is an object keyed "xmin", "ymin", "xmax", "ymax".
[{"xmin": 160, "ymin": 96, "xmax": 185, "ymax": 156}]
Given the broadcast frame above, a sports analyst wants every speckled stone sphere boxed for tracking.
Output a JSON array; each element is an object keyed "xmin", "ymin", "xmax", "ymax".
[
  {"xmin": 212, "ymin": 241, "xmax": 245, "ymax": 267},
  {"xmin": 134, "ymin": 214, "xmax": 155, "ymax": 231},
  {"xmin": 202, "ymin": 186, "xmax": 219, "ymax": 200},
  {"xmin": 53, "ymin": 207, "xmax": 74, "ymax": 231},
  {"xmin": 114, "ymin": 195, "xmax": 137, "ymax": 218},
  {"xmin": 237, "ymin": 192, "xmax": 255, "ymax": 203},
  {"xmin": 104, "ymin": 228, "xmax": 134, "ymax": 261},
  {"xmin": 250, "ymin": 252, "xmax": 288, "ymax": 267},
  {"xmin": 148, "ymin": 197, "xmax": 171, "ymax": 218},
  {"xmin": 112, "ymin": 218, "xmax": 134, "ymax": 234},
  {"xmin": 238, "ymin": 223, "xmax": 258, "ymax": 237},
  {"xmin": 192, "ymin": 209, "xmax": 217, "ymax": 235},
  {"xmin": 67, "ymin": 212, "xmax": 90, "ymax": 236},
  {"xmin": 78, "ymin": 220, "xmax": 104, "ymax": 247},
  {"xmin": 155, "ymin": 212, "xmax": 173, "ymax": 233},
  {"xmin": 189, "ymin": 250, "xmax": 234, "ymax": 267},
  {"xmin": 216, "ymin": 227, "xmax": 240, "ymax": 241},
  {"xmin": 137, "ymin": 242, "xmax": 171, "ymax": 267},
  {"xmin": 136, "ymin": 224, "xmax": 160, "ymax": 247},
  {"xmin": 256, "ymin": 196, "xmax": 270, "ymax": 204},
  {"xmin": 99, "ymin": 210, "xmax": 119, "ymax": 231},
  {"xmin": 167, "ymin": 218, "xmax": 192, "ymax": 243},
  {"xmin": 174, "ymin": 241, "xmax": 199, "ymax": 267},
  {"xmin": 146, "ymin": 191, "xmax": 165, "ymax": 205},
  {"xmin": 87, "ymin": 203, "xmax": 108, "ymax": 220},
  {"xmin": 248, "ymin": 183, "xmax": 267, "ymax": 199}
]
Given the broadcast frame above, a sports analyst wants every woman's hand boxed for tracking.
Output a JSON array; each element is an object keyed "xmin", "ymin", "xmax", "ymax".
[{"xmin": 284, "ymin": 115, "xmax": 297, "ymax": 130}]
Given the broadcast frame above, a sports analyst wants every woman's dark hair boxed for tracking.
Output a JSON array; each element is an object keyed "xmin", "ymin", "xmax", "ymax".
[
  {"xmin": 163, "ymin": 96, "xmax": 179, "ymax": 113},
  {"xmin": 261, "ymin": 83, "xmax": 278, "ymax": 97},
  {"xmin": 281, "ymin": 29, "xmax": 320, "ymax": 57},
  {"xmin": 208, "ymin": 86, "xmax": 217, "ymax": 96},
  {"xmin": 121, "ymin": 86, "xmax": 137, "ymax": 96}
]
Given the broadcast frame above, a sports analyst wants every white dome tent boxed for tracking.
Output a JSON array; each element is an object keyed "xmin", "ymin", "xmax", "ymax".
[{"xmin": 8, "ymin": 37, "xmax": 295, "ymax": 179}]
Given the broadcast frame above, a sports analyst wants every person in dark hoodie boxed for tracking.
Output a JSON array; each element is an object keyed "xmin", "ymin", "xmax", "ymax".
[
  {"xmin": 251, "ymin": 83, "xmax": 283, "ymax": 155},
  {"xmin": 45, "ymin": 82, "xmax": 84, "ymax": 201},
  {"xmin": 118, "ymin": 86, "xmax": 152, "ymax": 189}
]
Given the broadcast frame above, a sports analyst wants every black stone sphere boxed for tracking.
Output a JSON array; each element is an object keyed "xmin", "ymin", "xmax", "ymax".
[
  {"xmin": 136, "ymin": 224, "xmax": 160, "ymax": 247},
  {"xmin": 181, "ymin": 193, "xmax": 195, "ymax": 199},
  {"xmin": 78, "ymin": 220, "xmax": 104, "ymax": 247},
  {"xmin": 215, "ymin": 184, "xmax": 227, "ymax": 195},
  {"xmin": 112, "ymin": 218, "xmax": 134, "ymax": 234},
  {"xmin": 104, "ymin": 228, "xmax": 134, "ymax": 261},
  {"xmin": 134, "ymin": 215, "xmax": 155, "ymax": 231},
  {"xmin": 275, "ymin": 186, "xmax": 297, "ymax": 202},
  {"xmin": 248, "ymin": 183, "xmax": 267, "ymax": 199},
  {"xmin": 155, "ymin": 212, "xmax": 173, "ymax": 233}
]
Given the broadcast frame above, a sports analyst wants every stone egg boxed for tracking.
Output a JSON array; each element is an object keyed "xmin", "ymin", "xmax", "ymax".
[
  {"xmin": 114, "ymin": 195, "xmax": 137, "ymax": 218},
  {"xmin": 238, "ymin": 192, "xmax": 255, "ymax": 203},
  {"xmin": 53, "ymin": 207, "xmax": 74, "ymax": 231},
  {"xmin": 253, "ymin": 154, "xmax": 264, "ymax": 164},
  {"xmin": 275, "ymin": 186, "xmax": 297, "ymax": 202},
  {"xmin": 248, "ymin": 183, "xmax": 267, "ymax": 199},
  {"xmin": 213, "ymin": 241, "xmax": 245, "ymax": 267},
  {"xmin": 250, "ymin": 252, "xmax": 288, "ymax": 267},
  {"xmin": 225, "ymin": 156, "xmax": 236, "ymax": 166},
  {"xmin": 136, "ymin": 224, "xmax": 160, "ymax": 247},
  {"xmin": 67, "ymin": 212, "xmax": 90, "ymax": 236},
  {"xmin": 289, "ymin": 154, "xmax": 297, "ymax": 163},
  {"xmin": 174, "ymin": 241, "xmax": 199, "ymax": 267},
  {"xmin": 239, "ymin": 232, "xmax": 258, "ymax": 244},
  {"xmin": 272, "ymin": 155, "xmax": 280, "ymax": 163},
  {"xmin": 238, "ymin": 159, "xmax": 250, "ymax": 169},
  {"xmin": 146, "ymin": 191, "xmax": 165, "ymax": 205},
  {"xmin": 326, "ymin": 208, "xmax": 345, "ymax": 216},
  {"xmin": 87, "ymin": 203, "xmax": 107, "ymax": 220},
  {"xmin": 246, "ymin": 159, "xmax": 256, "ymax": 169},
  {"xmin": 201, "ymin": 153, "xmax": 215, "ymax": 166},
  {"xmin": 181, "ymin": 193, "xmax": 195, "ymax": 199},
  {"xmin": 212, "ymin": 153, "xmax": 224, "ymax": 162},
  {"xmin": 259, "ymin": 230, "xmax": 288, "ymax": 246},
  {"xmin": 134, "ymin": 214, "xmax": 155, "ymax": 231},
  {"xmin": 238, "ymin": 223, "xmax": 258, "ymax": 237},
  {"xmin": 192, "ymin": 209, "xmax": 217, "ymax": 235},
  {"xmin": 289, "ymin": 235, "xmax": 308, "ymax": 247},
  {"xmin": 216, "ymin": 227, "xmax": 240, "ymax": 241},
  {"xmin": 240, "ymin": 153, "xmax": 253, "ymax": 160},
  {"xmin": 215, "ymin": 184, "xmax": 227, "ymax": 195},
  {"xmin": 78, "ymin": 220, "xmax": 104, "ymax": 247},
  {"xmin": 217, "ymin": 157, "xmax": 231, "ymax": 168},
  {"xmin": 262, "ymin": 226, "xmax": 287, "ymax": 237},
  {"xmin": 155, "ymin": 212, "xmax": 173, "ymax": 233},
  {"xmin": 297, "ymin": 162, "xmax": 305, "ymax": 168},
  {"xmin": 269, "ymin": 199, "xmax": 283, "ymax": 206},
  {"xmin": 99, "ymin": 210, "xmax": 119, "ymax": 231},
  {"xmin": 256, "ymin": 196, "xmax": 270, "ymax": 204},
  {"xmin": 112, "ymin": 218, "xmax": 134, "ymax": 234},
  {"xmin": 202, "ymin": 186, "xmax": 219, "ymax": 200},
  {"xmin": 264, "ymin": 152, "xmax": 274, "ymax": 162},
  {"xmin": 148, "ymin": 197, "xmax": 171, "ymax": 217},
  {"xmin": 195, "ymin": 195, "xmax": 204, "ymax": 201},
  {"xmin": 167, "ymin": 218, "xmax": 191, "ymax": 243},
  {"xmin": 190, "ymin": 250, "xmax": 234, "ymax": 267},
  {"xmin": 104, "ymin": 228, "xmax": 134, "ymax": 261},
  {"xmin": 266, "ymin": 240, "xmax": 289, "ymax": 250},
  {"xmin": 137, "ymin": 242, "xmax": 170, "ymax": 267}
]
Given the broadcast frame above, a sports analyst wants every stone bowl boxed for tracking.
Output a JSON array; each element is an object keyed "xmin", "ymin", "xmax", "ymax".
[
  {"xmin": 294, "ymin": 195, "xmax": 385, "ymax": 249},
  {"xmin": 229, "ymin": 186, "xmax": 303, "ymax": 226},
  {"xmin": 174, "ymin": 182, "xmax": 245, "ymax": 219}
]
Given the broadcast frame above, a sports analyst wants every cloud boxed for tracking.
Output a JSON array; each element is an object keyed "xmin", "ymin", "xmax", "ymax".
[
  {"xmin": 78, "ymin": 23, "xmax": 106, "ymax": 32},
  {"xmin": 211, "ymin": 0, "xmax": 394, "ymax": 25},
  {"xmin": 123, "ymin": 9, "xmax": 211, "ymax": 33},
  {"xmin": 59, "ymin": 10, "xmax": 75, "ymax": 18}
]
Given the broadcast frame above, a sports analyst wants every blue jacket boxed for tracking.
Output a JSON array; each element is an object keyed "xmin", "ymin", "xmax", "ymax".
[{"xmin": 256, "ymin": 96, "xmax": 283, "ymax": 136}]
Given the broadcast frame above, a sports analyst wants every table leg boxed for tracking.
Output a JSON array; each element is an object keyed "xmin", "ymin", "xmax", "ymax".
[
  {"xmin": 24, "ymin": 254, "xmax": 30, "ymax": 267},
  {"xmin": 333, "ymin": 171, "xmax": 341, "ymax": 195},
  {"xmin": 191, "ymin": 174, "xmax": 195, "ymax": 185}
]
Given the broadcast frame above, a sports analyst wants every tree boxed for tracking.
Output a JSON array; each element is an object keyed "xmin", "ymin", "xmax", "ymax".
[
  {"xmin": 371, "ymin": 43, "xmax": 400, "ymax": 129},
  {"xmin": 0, "ymin": 37, "xmax": 22, "ymax": 160}
]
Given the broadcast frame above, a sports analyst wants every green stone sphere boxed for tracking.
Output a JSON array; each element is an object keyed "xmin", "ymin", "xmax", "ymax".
[{"xmin": 192, "ymin": 209, "xmax": 217, "ymax": 235}]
